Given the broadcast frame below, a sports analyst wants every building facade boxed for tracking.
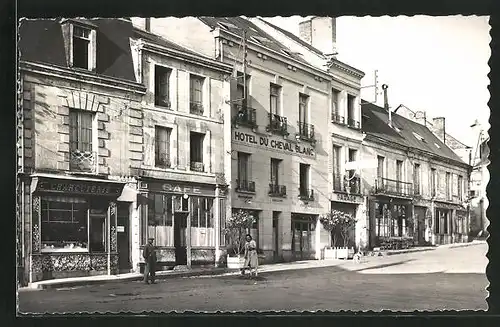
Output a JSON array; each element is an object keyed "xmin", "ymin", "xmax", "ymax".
[
  {"xmin": 128, "ymin": 28, "xmax": 233, "ymax": 270},
  {"xmin": 17, "ymin": 18, "xmax": 146, "ymax": 284},
  {"xmin": 132, "ymin": 16, "xmax": 365, "ymax": 262},
  {"xmin": 361, "ymin": 101, "xmax": 471, "ymax": 248}
]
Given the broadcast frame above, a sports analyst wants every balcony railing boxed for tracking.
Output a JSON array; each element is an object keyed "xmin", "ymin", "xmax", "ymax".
[
  {"xmin": 236, "ymin": 179, "xmax": 256, "ymax": 193},
  {"xmin": 331, "ymin": 113, "xmax": 345, "ymax": 125},
  {"xmin": 190, "ymin": 161, "xmax": 205, "ymax": 172},
  {"xmin": 333, "ymin": 174, "xmax": 361, "ymax": 194},
  {"xmin": 297, "ymin": 121, "xmax": 315, "ymax": 141},
  {"xmin": 190, "ymin": 102, "xmax": 204, "ymax": 116},
  {"xmin": 269, "ymin": 183, "xmax": 286, "ymax": 197},
  {"xmin": 298, "ymin": 188, "xmax": 314, "ymax": 201},
  {"xmin": 70, "ymin": 150, "xmax": 97, "ymax": 173},
  {"xmin": 375, "ymin": 177, "xmax": 413, "ymax": 197},
  {"xmin": 347, "ymin": 118, "xmax": 360, "ymax": 129},
  {"xmin": 155, "ymin": 153, "xmax": 171, "ymax": 169},
  {"xmin": 234, "ymin": 104, "xmax": 257, "ymax": 127},
  {"xmin": 267, "ymin": 113, "xmax": 288, "ymax": 135}
]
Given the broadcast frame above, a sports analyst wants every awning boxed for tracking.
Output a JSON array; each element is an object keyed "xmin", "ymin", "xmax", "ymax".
[
  {"xmin": 30, "ymin": 173, "xmax": 126, "ymax": 197},
  {"xmin": 117, "ymin": 185, "xmax": 139, "ymax": 202},
  {"xmin": 434, "ymin": 201, "xmax": 467, "ymax": 211}
]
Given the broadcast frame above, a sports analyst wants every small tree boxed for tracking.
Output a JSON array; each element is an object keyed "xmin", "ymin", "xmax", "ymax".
[
  {"xmin": 320, "ymin": 210, "xmax": 357, "ymax": 248},
  {"xmin": 223, "ymin": 210, "xmax": 256, "ymax": 257}
]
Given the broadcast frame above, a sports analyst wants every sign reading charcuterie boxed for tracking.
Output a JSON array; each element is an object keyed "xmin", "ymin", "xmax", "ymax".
[{"xmin": 36, "ymin": 180, "xmax": 123, "ymax": 196}]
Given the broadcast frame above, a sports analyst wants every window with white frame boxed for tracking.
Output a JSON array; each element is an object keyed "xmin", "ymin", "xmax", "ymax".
[
  {"xmin": 155, "ymin": 126, "xmax": 171, "ymax": 168},
  {"xmin": 69, "ymin": 109, "xmax": 95, "ymax": 172},
  {"xmin": 155, "ymin": 66, "xmax": 172, "ymax": 108},
  {"xmin": 72, "ymin": 25, "xmax": 94, "ymax": 70}
]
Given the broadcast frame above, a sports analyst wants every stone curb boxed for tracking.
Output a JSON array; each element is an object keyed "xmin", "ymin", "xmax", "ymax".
[{"xmin": 28, "ymin": 268, "xmax": 230, "ymax": 290}]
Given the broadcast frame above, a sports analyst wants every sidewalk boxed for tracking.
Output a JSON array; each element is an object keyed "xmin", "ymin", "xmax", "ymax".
[{"xmin": 19, "ymin": 240, "xmax": 486, "ymax": 291}]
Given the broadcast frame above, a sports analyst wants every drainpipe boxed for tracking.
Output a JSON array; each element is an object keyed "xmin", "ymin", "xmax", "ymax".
[{"xmin": 382, "ymin": 84, "xmax": 391, "ymax": 127}]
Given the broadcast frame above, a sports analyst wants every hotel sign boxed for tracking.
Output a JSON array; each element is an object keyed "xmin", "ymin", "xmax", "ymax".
[
  {"xmin": 233, "ymin": 131, "xmax": 315, "ymax": 157},
  {"xmin": 333, "ymin": 192, "xmax": 363, "ymax": 203}
]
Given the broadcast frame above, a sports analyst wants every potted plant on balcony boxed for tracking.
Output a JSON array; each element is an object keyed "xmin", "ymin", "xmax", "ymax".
[{"xmin": 223, "ymin": 209, "xmax": 256, "ymax": 269}]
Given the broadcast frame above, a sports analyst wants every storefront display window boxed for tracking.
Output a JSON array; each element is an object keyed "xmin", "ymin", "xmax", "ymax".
[
  {"xmin": 190, "ymin": 197, "xmax": 215, "ymax": 246},
  {"xmin": 40, "ymin": 197, "xmax": 88, "ymax": 251},
  {"xmin": 146, "ymin": 193, "xmax": 173, "ymax": 246},
  {"xmin": 435, "ymin": 209, "xmax": 449, "ymax": 235},
  {"xmin": 375, "ymin": 202, "xmax": 410, "ymax": 238}
]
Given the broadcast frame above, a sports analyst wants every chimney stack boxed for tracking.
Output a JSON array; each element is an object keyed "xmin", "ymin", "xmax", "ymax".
[
  {"xmin": 145, "ymin": 18, "xmax": 151, "ymax": 32},
  {"xmin": 298, "ymin": 16, "xmax": 337, "ymax": 56},
  {"xmin": 432, "ymin": 117, "xmax": 446, "ymax": 144},
  {"xmin": 382, "ymin": 84, "xmax": 392, "ymax": 126}
]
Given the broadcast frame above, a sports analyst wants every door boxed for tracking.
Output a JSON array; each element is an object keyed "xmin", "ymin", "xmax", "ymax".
[
  {"xmin": 174, "ymin": 212, "xmax": 188, "ymax": 265},
  {"xmin": 272, "ymin": 212, "xmax": 279, "ymax": 261},
  {"xmin": 415, "ymin": 207, "xmax": 426, "ymax": 245},
  {"xmin": 291, "ymin": 218, "xmax": 313, "ymax": 261},
  {"xmin": 117, "ymin": 203, "xmax": 131, "ymax": 273}
]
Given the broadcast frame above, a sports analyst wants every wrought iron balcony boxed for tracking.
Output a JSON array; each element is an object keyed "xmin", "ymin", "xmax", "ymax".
[
  {"xmin": 190, "ymin": 161, "xmax": 205, "ymax": 172},
  {"xmin": 333, "ymin": 174, "xmax": 361, "ymax": 194},
  {"xmin": 234, "ymin": 104, "xmax": 257, "ymax": 128},
  {"xmin": 269, "ymin": 183, "xmax": 286, "ymax": 197},
  {"xmin": 331, "ymin": 113, "xmax": 345, "ymax": 125},
  {"xmin": 347, "ymin": 118, "xmax": 361, "ymax": 129},
  {"xmin": 70, "ymin": 150, "xmax": 97, "ymax": 173},
  {"xmin": 267, "ymin": 113, "xmax": 288, "ymax": 136},
  {"xmin": 236, "ymin": 179, "xmax": 256, "ymax": 193},
  {"xmin": 375, "ymin": 177, "xmax": 413, "ymax": 197},
  {"xmin": 190, "ymin": 102, "xmax": 204, "ymax": 116},
  {"xmin": 297, "ymin": 121, "xmax": 315, "ymax": 142},
  {"xmin": 298, "ymin": 188, "xmax": 314, "ymax": 201},
  {"xmin": 155, "ymin": 154, "xmax": 171, "ymax": 169}
]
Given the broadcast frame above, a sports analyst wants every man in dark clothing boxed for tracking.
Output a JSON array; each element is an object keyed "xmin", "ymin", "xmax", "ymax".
[{"xmin": 143, "ymin": 237, "xmax": 157, "ymax": 284}]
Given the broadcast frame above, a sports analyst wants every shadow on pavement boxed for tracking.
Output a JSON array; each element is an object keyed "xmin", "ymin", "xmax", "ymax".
[{"xmin": 352, "ymin": 259, "xmax": 417, "ymax": 272}]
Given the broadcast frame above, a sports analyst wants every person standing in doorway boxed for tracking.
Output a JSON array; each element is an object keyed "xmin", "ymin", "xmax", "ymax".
[
  {"xmin": 243, "ymin": 234, "xmax": 259, "ymax": 278},
  {"xmin": 143, "ymin": 237, "xmax": 157, "ymax": 284}
]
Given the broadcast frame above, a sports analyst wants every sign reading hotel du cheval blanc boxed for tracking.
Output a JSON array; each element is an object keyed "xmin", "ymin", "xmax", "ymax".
[{"xmin": 233, "ymin": 131, "xmax": 315, "ymax": 157}]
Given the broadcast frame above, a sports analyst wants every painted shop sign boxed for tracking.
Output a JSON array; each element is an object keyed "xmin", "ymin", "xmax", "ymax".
[
  {"xmin": 142, "ymin": 181, "xmax": 215, "ymax": 197},
  {"xmin": 333, "ymin": 192, "xmax": 362, "ymax": 203},
  {"xmin": 37, "ymin": 180, "xmax": 123, "ymax": 196},
  {"xmin": 233, "ymin": 131, "xmax": 315, "ymax": 157}
]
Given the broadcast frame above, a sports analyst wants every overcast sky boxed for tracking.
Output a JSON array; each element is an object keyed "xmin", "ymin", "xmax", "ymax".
[{"xmin": 263, "ymin": 16, "xmax": 490, "ymax": 147}]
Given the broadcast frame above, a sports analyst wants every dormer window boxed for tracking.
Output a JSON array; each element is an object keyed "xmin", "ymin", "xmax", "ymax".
[{"xmin": 61, "ymin": 19, "xmax": 97, "ymax": 71}]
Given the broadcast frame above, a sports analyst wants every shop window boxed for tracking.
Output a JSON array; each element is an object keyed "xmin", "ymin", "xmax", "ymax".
[
  {"xmin": 69, "ymin": 109, "xmax": 96, "ymax": 172},
  {"xmin": 146, "ymin": 193, "xmax": 173, "ymax": 246},
  {"xmin": 375, "ymin": 202, "xmax": 390, "ymax": 237},
  {"xmin": 190, "ymin": 132, "xmax": 205, "ymax": 172},
  {"xmin": 40, "ymin": 198, "xmax": 88, "ymax": 251},
  {"xmin": 155, "ymin": 65, "xmax": 171, "ymax": 108},
  {"xmin": 89, "ymin": 206, "xmax": 107, "ymax": 252},
  {"xmin": 189, "ymin": 74, "xmax": 204, "ymax": 115},
  {"xmin": 190, "ymin": 197, "xmax": 215, "ymax": 247},
  {"xmin": 155, "ymin": 126, "xmax": 171, "ymax": 168}
]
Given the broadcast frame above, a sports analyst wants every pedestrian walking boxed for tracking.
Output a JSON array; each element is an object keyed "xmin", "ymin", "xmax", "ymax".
[
  {"xmin": 143, "ymin": 237, "xmax": 157, "ymax": 284},
  {"xmin": 243, "ymin": 234, "xmax": 259, "ymax": 278}
]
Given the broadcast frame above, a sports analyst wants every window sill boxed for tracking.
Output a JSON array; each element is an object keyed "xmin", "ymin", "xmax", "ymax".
[
  {"xmin": 268, "ymin": 193, "xmax": 287, "ymax": 198},
  {"xmin": 235, "ymin": 189, "xmax": 256, "ymax": 195},
  {"xmin": 41, "ymin": 248, "xmax": 88, "ymax": 253}
]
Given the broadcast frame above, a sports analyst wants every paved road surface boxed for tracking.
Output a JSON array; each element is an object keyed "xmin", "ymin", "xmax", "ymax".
[{"xmin": 18, "ymin": 243, "xmax": 488, "ymax": 313}]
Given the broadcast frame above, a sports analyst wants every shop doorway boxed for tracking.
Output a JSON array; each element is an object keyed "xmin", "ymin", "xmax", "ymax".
[
  {"xmin": 414, "ymin": 207, "xmax": 427, "ymax": 245},
  {"xmin": 272, "ymin": 212, "xmax": 280, "ymax": 261},
  {"xmin": 117, "ymin": 203, "xmax": 131, "ymax": 273},
  {"xmin": 291, "ymin": 214, "xmax": 316, "ymax": 261},
  {"xmin": 174, "ymin": 212, "xmax": 188, "ymax": 265}
]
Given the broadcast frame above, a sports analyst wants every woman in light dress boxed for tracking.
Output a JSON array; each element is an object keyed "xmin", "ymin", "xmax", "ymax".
[{"xmin": 243, "ymin": 234, "xmax": 259, "ymax": 278}]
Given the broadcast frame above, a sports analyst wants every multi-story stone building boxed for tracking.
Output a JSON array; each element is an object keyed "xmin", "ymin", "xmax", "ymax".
[
  {"xmin": 253, "ymin": 16, "xmax": 368, "ymax": 251},
  {"xmin": 131, "ymin": 16, "xmax": 366, "ymax": 261},
  {"xmin": 128, "ymin": 27, "xmax": 233, "ymax": 270},
  {"xmin": 361, "ymin": 96, "xmax": 471, "ymax": 248},
  {"xmin": 17, "ymin": 18, "xmax": 146, "ymax": 284}
]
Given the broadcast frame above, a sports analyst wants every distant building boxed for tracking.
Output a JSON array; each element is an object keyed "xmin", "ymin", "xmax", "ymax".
[{"xmin": 362, "ymin": 99, "xmax": 471, "ymax": 247}]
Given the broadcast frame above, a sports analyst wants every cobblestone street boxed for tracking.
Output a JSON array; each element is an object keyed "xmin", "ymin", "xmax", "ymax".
[{"xmin": 18, "ymin": 243, "xmax": 488, "ymax": 313}]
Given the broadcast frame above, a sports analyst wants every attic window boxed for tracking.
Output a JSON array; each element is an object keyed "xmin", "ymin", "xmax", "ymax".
[
  {"xmin": 252, "ymin": 36, "xmax": 269, "ymax": 44},
  {"xmin": 281, "ymin": 49, "xmax": 293, "ymax": 57},
  {"xmin": 218, "ymin": 21, "xmax": 238, "ymax": 30},
  {"xmin": 61, "ymin": 20, "xmax": 97, "ymax": 71},
  {"xmin": 251, "ymin": 36, "xmax": 263, "ymax": 44},
  {"xmin": 413, "ymin": 132, "xmax": 425, "ymax": 142},
  {"xmin": 434, "ymin": 143, "xmax": 441, "ymax": 149}
]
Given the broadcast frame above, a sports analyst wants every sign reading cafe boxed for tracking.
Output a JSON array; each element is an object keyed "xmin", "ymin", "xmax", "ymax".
[{"xmin": 233, "ymin": 131, "xmax": 315, "ymax": 157}]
